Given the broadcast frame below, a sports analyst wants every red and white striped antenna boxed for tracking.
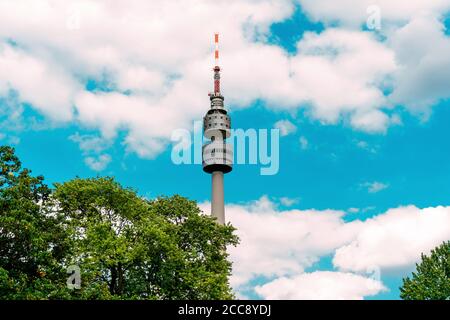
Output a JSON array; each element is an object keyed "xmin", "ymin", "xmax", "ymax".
[
  {"xmin": 214, "ymin": 32, "xmax": 220, "ymax": 67},
  {"xmin": 213, "ymin": 33, "xmax": 221, "ymax": 95}
]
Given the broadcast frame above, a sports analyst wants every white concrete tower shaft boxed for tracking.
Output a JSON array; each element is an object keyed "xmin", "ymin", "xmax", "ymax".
[{"xmin": 211, "ymin": 171, "xmax": 225, "ymax": 224}]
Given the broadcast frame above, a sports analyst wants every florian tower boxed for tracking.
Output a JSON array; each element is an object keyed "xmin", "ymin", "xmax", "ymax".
[{"xmin": 202, "ymin": 33, "xmax": 233, "ymax": 225}]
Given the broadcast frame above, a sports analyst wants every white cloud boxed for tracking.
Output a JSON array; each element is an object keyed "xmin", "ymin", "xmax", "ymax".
[
  {"xmin": 200, "ymin": 197, "xmax": 360, "ymax": 289},
  {"xmin": 388, "ymin": 15, "xmax": 450, "ymax": 110},
  {"xmin": 8, "ymin": 136, "xmax": 20, "ymax": 145},
  {"xmin": 0, "ymin": 0, "xmax": 291, "ymax": 157},
  {"xmin": 69, "ymin": 132, "xmax": 111, "ymax": 154},
  {"xmin": 279, "ymin": 197, "xmax": 299, "ymax": 207},
  {"xmin": 298, "ymin": 1, "xmax": 450, "ymax": 112},
  {"xmin": 350, "ymin": 110, "xmax": 390, "ymax": 133},
  {"xmin": 288, "ymin": 29, "xmax": 396, "ymax": 125},
  {"xmin": 84, "ymin": 154, "xmax": 111, "ymax": 171},
  {"xmin": 255, "ymin": 271, "xmax": 386, "ymax": 300},
  {"xmin": 274, "ymin": 120, "xmax": 297, "ymax": 136},
  {"xmin": 299, "ymin": 136, "xmax": 308, "ymax": 150},
  {"xmin": 0, "ymin": 132, "xmax": 19, "ymax": 145},
  {"xmin": 333, "ymin": 205, "xmax": 450, "ymax": 272},
  {"xmin": 363, "ymin": 181, "xmax": 389, "ymax": 193},
  {"xmin": 0, "ymin": 43, "xmax": 78, "ymax": 122},
  {"xmin": 0, "ymin": 0, "xmax": 449, "ymax": 159},
  {"xmin": 298, "ymin": 0, "xmax": 450, "ymax": 26},
  {"xmin": 69, "ymin": 132, "xmax": 113, "ymax": 170},
  {"xmin": 355, "ymin": 140, "xmax": 378, "ymax": 154},
  {"xmin": 200, "ymin": 197, "xmax": 450, "ymax": 299}
]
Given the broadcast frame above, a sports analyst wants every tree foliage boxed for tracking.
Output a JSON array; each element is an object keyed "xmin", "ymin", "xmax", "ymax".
[
  {"xmin": 0, "ymin": 146, "xmax": 70, "ymax": 299},
  {"xmin": 0, "ymin": 146, "xmax": 238, "ymax": 299},
  {"xmin": 400, "ymin": 241, "xmax": 450, "ymax": 300}
]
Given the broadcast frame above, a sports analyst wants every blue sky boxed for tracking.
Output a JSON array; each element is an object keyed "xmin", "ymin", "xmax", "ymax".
[
  {"xmin": 1, "ymin": 1, "xmax": 450, "ymax": 300},
  {"xmin": 12, "ymin": 96, "xmax": 450, "ymax": 299}
]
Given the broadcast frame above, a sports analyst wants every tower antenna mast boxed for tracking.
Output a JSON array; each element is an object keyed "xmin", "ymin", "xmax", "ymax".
[
  {"xmin": 213, "ymin": 32, "xmax": 221, "ymax": 95},
  {"xmin": 215, "ymin": 33, "xmax": 219, "ymax": 67}
]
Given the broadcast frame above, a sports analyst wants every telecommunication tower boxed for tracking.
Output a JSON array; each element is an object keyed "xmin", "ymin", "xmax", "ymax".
[{"xmin": 202, "ymin": 33, "xmax": 233, "ymax": 225}]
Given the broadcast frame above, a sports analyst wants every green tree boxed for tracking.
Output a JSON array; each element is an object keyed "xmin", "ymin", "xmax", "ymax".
[
  {"xmin": 52, "ymin": 177, "xmax": 239, "ymax": 299},
  {"xmin": 0, "ymin": 146, "xmax": 69, "ymax": 299},
  {"xmin": 400, "ymin": 241, "xmax": 450, "ymax": 300},
  {"xmin": 0, "ymin": 146, "xmax": 239, "ymax": 300}
]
